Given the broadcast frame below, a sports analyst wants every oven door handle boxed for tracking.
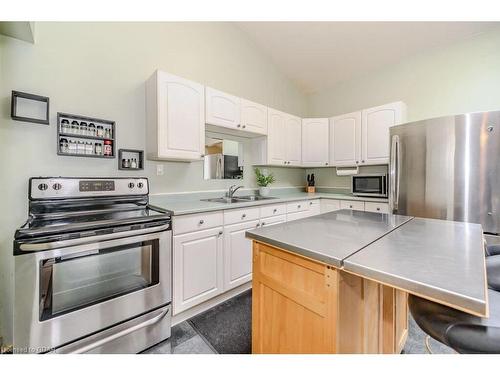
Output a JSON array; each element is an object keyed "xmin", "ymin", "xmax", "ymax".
[
  {"xmin": 71, "ymin": 307, "xmax": 170, "ymax": 354},
  {"xmin": 18, "ymin": 223, "xmax": 170, "ymax": 252}
]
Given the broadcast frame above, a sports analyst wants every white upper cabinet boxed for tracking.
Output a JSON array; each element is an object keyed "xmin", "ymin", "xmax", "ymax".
[
  {"xmin": 240, "ymin": 98, "xmax": 268, "ymax": 135},
  {"xmin": 205, "ymin": 87, "xmax": 241, "ymax": 129},
  {"xmin": 285, "ymin": 114, "xmax": 302, "ymax": 166},
  {"xmin": 146, "ymin": 70, "xmax": 205, "ymax": 161},
  {"xmin": 361, "ymin": 101, "xmax": 407, "ymax": 165},
  {"xmin": 329, "ymin": 111, "xmax": 362, "ymax": 166},
  {"xmin": 267, "ymin": 108, "xmax": 287, "ymax": 165},
  {"xmin": 302, "ymin": 118, "xmax": 329, "ymax": 167}
]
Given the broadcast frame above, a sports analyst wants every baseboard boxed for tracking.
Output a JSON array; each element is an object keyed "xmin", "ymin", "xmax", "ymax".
[{"xmin": 171, "ymin": 282, "xmax": 252, "ymax": 327}]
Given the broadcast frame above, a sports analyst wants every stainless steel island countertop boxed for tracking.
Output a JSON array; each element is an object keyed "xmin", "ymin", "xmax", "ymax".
[
  {"xmin": 246, "ymin": 209, "xmax": 412, "ymax": 268},
  {"xmin": 246, "ymin": 210, "xmax": 488, "ymax": 317}
]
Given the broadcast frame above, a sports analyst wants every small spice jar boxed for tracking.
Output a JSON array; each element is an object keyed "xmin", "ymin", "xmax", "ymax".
[
  {"xmin": 103, "ymin": 140, "xmax": 112, "ymax": 156},
  {"xmin": 71, "ymin": 120, "xmax": 80, "ymax": 134},
  {"xmin": 59, "ymin": 138, "xmax": 69, "ymax": 153},
  {"xmin": 95, "ymin": 142, "xmax": 103, "ymax": 155},
  {"xmin": 77, "ymin": 141, "xmax": 85, "ymax": 154},
  {"xmin": 96, "ymin": 125, "xmax": 104, "ymax": 138},
  {"xmin": 104, "ymin": 127, "xmax": 111, "ymax": 139},
  {"xmin": 88, "ymin": 123, "xmax": 96, "ymax": 136},
  {"xmin": 122, "ymin": 159, "xmax": 130, "ymax": 168},
  {"xmin": 69, "ymin": 139, "xmax": 77, "ymax": 154},
  {"xmin": 80, "ymin": 121, "xmax": 88, "ymax": 136},
  {"xmin": 85, "ymin": 142, "xmax": 94, "ymax": 154},
  {"xmin": 61, "ymin": 119, "xmax": 70, "ymax": 134}
]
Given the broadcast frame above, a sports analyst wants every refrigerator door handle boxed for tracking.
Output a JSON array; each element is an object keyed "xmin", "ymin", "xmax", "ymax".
[{"xmin": 390, "ymin": 135, "xmax": 399, "ymax": 211}]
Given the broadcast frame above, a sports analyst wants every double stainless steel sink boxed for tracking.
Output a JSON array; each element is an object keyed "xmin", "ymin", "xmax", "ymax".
[{"xmin": 201, "ymin": 195, "xmax": 276, "ymax": 204}]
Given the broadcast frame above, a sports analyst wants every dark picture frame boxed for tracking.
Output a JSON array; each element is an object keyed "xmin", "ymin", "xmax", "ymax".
[{"xmin": 11, "ymin": 90, "xmax": 50, "ymax": 125}]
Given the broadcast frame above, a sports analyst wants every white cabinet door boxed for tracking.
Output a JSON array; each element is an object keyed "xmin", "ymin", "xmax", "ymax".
[
  {"xmin": 287, "ymin": 210, "xmax": 310, "ymax": 222},
  {"xmin": 320, "ymin": 199, "xmax": 341, "ymax": 213},
  {"xmin": 306, "ymin": 199, "xmax": 321, "ymax": 216},
  {"xmin": 361, "ymin": 102, "xmax": 406, "ymax": 165},
  {"xmin": 205, "ymin": 87, "xmax": 241, "ymax": 129},
  {"xmin": 223, "ymin": 220, "xmax": 259, "ymax": 290},
  {"xmin": 329, "ymin": 111, "xmax": 361, "ymax": 167},
  {"xmin": 364, "ymin": 202, "xmax": 390, "ymax": 214},
  {"xmin": 173, "ymin": 227, "xmax": 224, "ymax": 314},
  {"xmin": 285, "ymin": 114, "xmax": 302, "ymax": 166},
  {"xmin": 267, "ymin": 108, "xmax": 287, "ymax": 165},
  {"xmin": 241, "ymin": 98, "xmax": 268, "ymax": 135},
  {"xmin": 259, "ymin": 214, "xmax": 286, "ymax": 228},
  {"xmin": 302, "ymin": 118, "xmax": 329, "ymax": 167},
  {"xmin": 146, "ymin": 70, "xmax": 205, "ymax": 161}
]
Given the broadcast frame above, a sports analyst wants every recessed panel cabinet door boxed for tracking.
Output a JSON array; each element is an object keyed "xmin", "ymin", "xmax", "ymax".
[
  {"xmin": 173, "ymin": 227, "xmax": 224, "ymax": 314},
  {"xmin": 205, "ymin": 87, "xmax": 241, "ymax": 129},
  {"xmin": 223, "ymin": 220, "xmax": 259, "ymax": 290},
  {"xmin": 241, "ymin": 98, "xmax": 268, "ymax": 135},
  {"xmin": 267, "ymin": 108, "xmax": 287, "ymax": 165},
  {"xmin": 361, "ymin": 102, "xmax": 406, "ymax": 165},
  {"xmin": 148, "ymin": 71, "xmax": 205, "ymax": 161},
  {"xmin": 302, "ymin": 118, "xmax": 329, "ymax": 167},
  {"xmin": 285, "ymin": 114, "xmax": 302, "ymax": 166},
  {"xmin": 329, "ymin": 111, "xmax": 361, "ymax": 166}
]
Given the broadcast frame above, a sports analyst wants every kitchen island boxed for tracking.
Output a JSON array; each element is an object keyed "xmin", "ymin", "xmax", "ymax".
[{"xmin": 246, "ymin": 210, "xmax": 487, "ymax": 354}]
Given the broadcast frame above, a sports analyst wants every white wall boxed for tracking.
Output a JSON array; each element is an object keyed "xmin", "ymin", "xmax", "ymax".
[
  {"xmin": 308, "ymin": 26, "xmax": 500, "ymax": 122},
  {"xmin": 0, "ymin": 22, "xmax": 309, "ymax": 343}
]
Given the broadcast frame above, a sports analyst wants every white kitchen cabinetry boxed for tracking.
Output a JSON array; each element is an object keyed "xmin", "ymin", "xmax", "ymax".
[
  {"xmin": 320, "ymin": 199, "xmax": 341, "ymax": 213},
  {"xmin": 146, "ymin": 70, "xmax": 205, "ymax": 161},
  {"xmin": 340, "ymin": 200, "xmax": 365, "ymax": 211},
  {"xmin": 173, "ymin": 226, "xmax": 224, "ymax": 314},
  {"xmin": 302, "ymin": 118, "xmax": 330, "ymax": 167},
  {"xmin": 223, "ymin": 220, "xmax": 259, "ymax": 291},
  {"xmin": 259, "ymin": 214, "xmax": 286, "ymax": 228},
  {"xmin": 241, "ymin": 99, "xmax": 268, "ymax": 135},
  {"xmin": 364, "ymin": 202, "xmax": 390, "ymax": 214},
  {"xmin": 266, "ymin": 108, "xmax": 302, "ymax": 166},
  {"xmin": 329, "ymin": 111, "xmax": 361, "ymax": 167},
  {"xmin": 205, "ymin": 87, "xmax": 241, "ymax": 129},
  {"xmin": 361, "ymin": 102, "xmax": 406, "ymax": 165},
  {"xmin": 306, "ymin": 199, "xmax": 321, "ymax": 216}
]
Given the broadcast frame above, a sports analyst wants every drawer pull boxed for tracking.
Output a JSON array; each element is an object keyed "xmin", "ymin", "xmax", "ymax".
[
  {"xmin": 256, "ymin": 223, "xmax": 260, "ymax": 228},
  {"xmin": 199, "ymin": 219, "xmax": 204, "ymax": 225},
  {"xmin": 273, "ymin": 208, "xmax": 277, "ymax": 213},
  {"xmin": 349, "ymin": 205, "xmax": 353, "ymax": 208},
  {"xmin": 309, "ymin": 201, "xmax": 313, "ymax": 205},
  {"xmin": 376, "ymin": 207, "xmax": 380, "ymax": 211},
  {"xmin": 298, "ymin": 205, "xmax": 301, "ymax": 208},
  {"xmin": 218, "ymin": 231, "xmax": 223, "ymax": 236},
  {"xmin": 241, "ymin": 213, "xmax": 247, "ymax": 219},
  {"xmin": 261, "ymin": 222, "xmax": 265, "ymax": 226}
]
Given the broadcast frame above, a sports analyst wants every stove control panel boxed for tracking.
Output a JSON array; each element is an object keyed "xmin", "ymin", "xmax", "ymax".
[{"xmin": 30, "ymin": 177, "xmax": 149, "ymax": 200}]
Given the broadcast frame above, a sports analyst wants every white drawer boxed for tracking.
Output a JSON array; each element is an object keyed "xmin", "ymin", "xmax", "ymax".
[
  {"xmin": 173, "ymin": 211, "xmax": 224, "ymax": 235},
  {"xmin": 224, "ymin": 206, "xmax": 260, "ymax": 225},
  {"xmin": 287, "ymin": 211, "xmax": 310, "ymax": 222},
  {"xmin": 260, "ymin": 203, "xmax": 287, "ymax": 218},
  {"xmin": 307, "ymin": 199, "xmax": 321, "ymax": 216},
  {"xmin": 286, "ymin": 200, "xmax": 309, "ymax": 213},
  {"xmin": 260, "ymin": 214, "xmax": 286, "ymax": 227},
  {"xmin": 321, "ymin": 199, "xmax": 341, "ymax": 213},
  {"xmin": 340, "ymin": 200, "xmax": 365, "ymax": 211},
  {"xmin": 364, "ymin": 202, "xmax": 389, "ymax": 214}
]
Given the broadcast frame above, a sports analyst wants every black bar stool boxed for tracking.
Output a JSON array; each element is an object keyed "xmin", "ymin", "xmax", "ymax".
[{"xmin": 409, "ymin": 289, "xmax": 500, "ymax": 353}]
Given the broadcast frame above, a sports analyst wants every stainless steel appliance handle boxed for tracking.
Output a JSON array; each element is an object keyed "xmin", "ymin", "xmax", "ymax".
[
  {"xmin": 395, "ymin": 135, "xmax": 401, "ymax": 210},
  {"xmin": 389, "ymin": 135, "xmax": 399, "ymax": 211},
  {"xmin": 19, "ymin": 223, "xmax": 170, "ymax": 252},
  {"xmin": 71, "ymin": 307, "xmax": 169, "ymax": 354}
]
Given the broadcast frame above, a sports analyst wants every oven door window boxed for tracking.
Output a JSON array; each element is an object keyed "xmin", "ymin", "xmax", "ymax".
[
  {"xmin": 353, "ymin": 177, "xmax": 382, "ymax": 194},
  {"xmin": 39, "ymin": 239, "xmax": 159, "ymax": 321}
]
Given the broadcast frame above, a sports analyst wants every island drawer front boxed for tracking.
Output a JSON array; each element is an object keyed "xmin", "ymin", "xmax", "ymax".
[
  {"xmin": 260, "ymin": 203, "xmax": 287, "ymax": 218},
  {"xmin": 286, "ymin": 200, "xmax": 310, "ymax": 213},
  {"xmin": 364, "ymin": 202, "xmax": 389, "ymax": 214},
  {"xmin": 224, "ymin": 207, "xmax": 260, "ymax": 225},
  {"xmin": 173, "ymin": 211, "xmax": 224, "ymax": 235},
  {"xmin": 340, "ymin": 200, "xmax": 365, "ymax": 211}
]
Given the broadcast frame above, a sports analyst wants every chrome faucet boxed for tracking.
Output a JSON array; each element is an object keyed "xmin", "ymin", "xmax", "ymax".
[{"xmin": 227, "ymin": 184, "xmax": 244, "ymax": 198}]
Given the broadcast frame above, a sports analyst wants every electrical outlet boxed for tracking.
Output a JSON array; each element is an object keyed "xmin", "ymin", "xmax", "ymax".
[{"xmin": 156, "ymin": 164, "xmax": 164, "ymax": 176}]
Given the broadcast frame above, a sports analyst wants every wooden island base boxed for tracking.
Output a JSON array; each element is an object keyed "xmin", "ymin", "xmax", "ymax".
[{"xmin": 252, "ymin": 241, "xmax": 408, "ymax": 354}]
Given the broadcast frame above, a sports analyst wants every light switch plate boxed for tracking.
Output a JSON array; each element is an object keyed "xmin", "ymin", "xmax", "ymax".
[{"xmin": 156, "ymin": 164, "xmax": 164, "ymax": 176}]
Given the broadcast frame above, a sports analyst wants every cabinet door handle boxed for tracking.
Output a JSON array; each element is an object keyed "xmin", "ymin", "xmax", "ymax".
[
  {"xmin": 242, "ymin": 125, "xmax": 246, "ymax": 129},
  {"xmin": 261, "ymin": 222, "xmax": 265, "ymax": 226},
  {"xmin": 309, "ymin": 201, "xmax": 313, "ymax": 205},
  {"xmin": 242, "ymin": 213, "xmax": 246, "ymax": 219},
  {"xmin": 362, "ymin": 160, "xmax": 365, "ymax": 163},
  {"xmin": 256, "ymin": 223, "xmax": 260, "ymax": 227},
  {"xmin": 349, "ymin": 205, "xmax": 353, "ymax": 208},
  {"xmin": 356, "ymin": 161, "xmax": 359, "ymax": 164},
  {"xmin": 237, "ymin": 124, "xmax": 241, "ymax": 128},
  {"xmin": 199, "ymin": 219, "xmax": 204, "ymax": 225},
  {"xmin": 376, "ymin": 207, "xmax": 380, "ymax": 211},
  {"xmin": 218, "ymin": 231, "xmax": 223, "ymax": 236},
  {"xmin": 273, "ymin": 209, "xmax": 277, "ymax": 213},
  {"xmin": 283, "ymin": 161, "xmax": 287, "ymax": 165},
  {"xmin": 325, "ymin": 162, "xmax": 328, "ymax": 165},
  {"xmin": 298, "ymin": 205, "xmax": 301, "ymax": 208}
]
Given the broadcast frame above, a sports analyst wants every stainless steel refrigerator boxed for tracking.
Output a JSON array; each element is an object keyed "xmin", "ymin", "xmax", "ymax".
[{"xmin": 389, "ymin": 110, "xmax": 500, "ymax": 241}]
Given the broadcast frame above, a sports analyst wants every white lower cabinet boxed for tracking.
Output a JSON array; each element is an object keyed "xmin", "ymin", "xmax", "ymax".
[
  {"xmin": 173, "ymin": 226, "xmax": 224, "ymax": 315},
  {"xmin": 259, "ymin": 214, "xmax": 287, "ymax": 228},
  {"xmin": 223, "ymin": 220, "xmax": 259, "ymax": 291},
  {"xmin": 320, "ymin": 199, "xmax": 341, "ymax": 213},
  {"xmin": 340, "ymin": 200, "xmax": 365, "ymax": 211},
  {"xmin": 306, "ymin": 199, "xmax": 321, "ymax": 216},
  {"xmin": 287, "ymin": 210, "xmax": 310, "ymax": 222},
  {"xmin": 364, "ymin": 202, "xmax": 390, "ymax": 214}
]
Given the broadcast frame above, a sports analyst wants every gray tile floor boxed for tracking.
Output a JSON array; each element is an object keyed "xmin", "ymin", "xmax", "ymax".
[{"xmin": 142, "ymin": 295, "xmax": 456, "ymax": 354}]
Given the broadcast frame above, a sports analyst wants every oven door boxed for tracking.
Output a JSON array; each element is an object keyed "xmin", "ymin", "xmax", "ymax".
[
  {"xmin": 14, "ymin": 227, "xmax": 171, "ymax": 352},
  {"xmin": 351, "ymin": 175, "xmax": 387, "ymax": 197}
]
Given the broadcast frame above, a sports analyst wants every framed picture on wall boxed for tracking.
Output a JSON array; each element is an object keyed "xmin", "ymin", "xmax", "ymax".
[{"xmin": 11, "ymin": 90, "xmax": 50, "ymax": 125}]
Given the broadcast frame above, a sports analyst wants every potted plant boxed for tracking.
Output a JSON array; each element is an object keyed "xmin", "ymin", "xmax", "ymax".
[{"xmin": 255, "ymin": 168, "xmax": 275, "ymax": 196}]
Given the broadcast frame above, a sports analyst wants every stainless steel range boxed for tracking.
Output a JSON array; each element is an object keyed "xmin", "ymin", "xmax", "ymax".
[{"xmin": 13, "ymin": 177, "xmax": 172, "ymax": 354}]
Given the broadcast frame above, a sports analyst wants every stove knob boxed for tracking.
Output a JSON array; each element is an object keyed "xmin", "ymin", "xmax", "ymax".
[
  {"xmin": 128, "ymin": 182, "xmax": 135, "ymax": 189},
  {"xmin": 137, "ymin": 182, "xmax": 144, "ymax": 189},
  {"xmin": 38, "ymin": 183, "xmax": 48, "ymax": 191},
  {"xmin": 53, "ymin": 183, "xmax": 62, "ymax": 190}
]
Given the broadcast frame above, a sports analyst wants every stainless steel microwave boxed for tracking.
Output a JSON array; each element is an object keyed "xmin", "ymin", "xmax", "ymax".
[{"xmin": 351, "ymin": 174, "xmax": 388, "ymax": 198}]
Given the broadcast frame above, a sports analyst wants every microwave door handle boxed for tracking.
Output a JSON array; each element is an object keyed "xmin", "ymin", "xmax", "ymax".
[{"xmin": 70, "ymin": 307, "xmax": 170, "ymax": 354}]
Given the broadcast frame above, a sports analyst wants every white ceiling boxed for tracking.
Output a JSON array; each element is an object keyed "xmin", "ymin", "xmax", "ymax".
[{"xmin": 236, "ymin": 22, "xmax": 498, "ymax": 94}]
